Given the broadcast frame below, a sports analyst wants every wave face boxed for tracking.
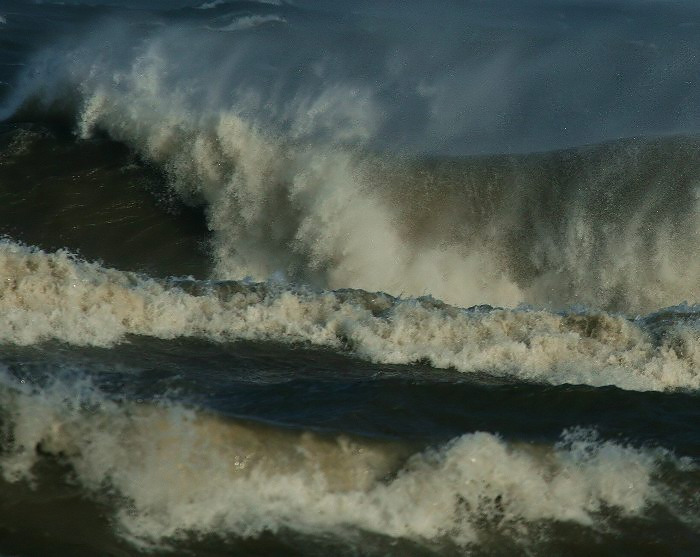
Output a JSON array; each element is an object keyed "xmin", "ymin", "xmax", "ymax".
[
  {"xmin": 0, "ymin": 372, "xmax": 696, "ymax": 552},
  {"xmin": 0, "ymin": 123, "xmax": 210, "ymax": 277},
  {"xmin": 2, "ymin": 5, "xmax": 700, "ymax": 313}
]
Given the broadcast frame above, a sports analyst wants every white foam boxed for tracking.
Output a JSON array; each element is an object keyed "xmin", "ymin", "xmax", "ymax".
[
  {"xmin": 0, "ymin": 240, "xmax": 699, "ymax": 391},
  {"xmin": 0, "ymin": 374, "xmax": 693, "ymax": 549}
]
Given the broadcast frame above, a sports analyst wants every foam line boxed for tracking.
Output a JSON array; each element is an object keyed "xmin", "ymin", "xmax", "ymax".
[{"xmin": 0, "ymin": 241, "xmax": 699, "ymax": 391}]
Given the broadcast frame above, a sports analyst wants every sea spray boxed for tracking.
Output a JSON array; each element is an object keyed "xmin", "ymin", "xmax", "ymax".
[{"xmin": 4, "ymin": 21, "xmax": 700, "ymax": 311}]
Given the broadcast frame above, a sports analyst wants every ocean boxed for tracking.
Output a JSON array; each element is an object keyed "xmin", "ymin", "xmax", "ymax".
[{"xmin": 0, "ymin": 0, "xmax": 698, "ymax": 555}]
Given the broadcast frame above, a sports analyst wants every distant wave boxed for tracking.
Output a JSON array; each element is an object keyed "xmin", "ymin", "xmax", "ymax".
[
  {"xmin": 210, "ymin": 14, "xmax": 286, "ymax": 31},
  {"xmin": 198, "ymin": 0, "xmax": 283, "ymax": 8},
  {"xmin": 198, "ymin": 0, "xmax": 228, "ymax": 8},
  {"xmin": 0, "ymin": 372, "xmax": 695, "ymax": 549}
]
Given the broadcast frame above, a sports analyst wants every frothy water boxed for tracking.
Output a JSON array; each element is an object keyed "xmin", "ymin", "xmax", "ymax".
[
  {"xmin": 0, "ymin": 372, "xmax": 695, "ymax": 551},
  {"xmin": 5, "ymin": 30, "xmax": 700, "ymax": 311},
  {"xmin": 1, "ymin": 1, "xmax": 699, "ymax": 555},
  {"xmin": 0, "ymin": 240, "xmax": 699, "ymax": 392}
]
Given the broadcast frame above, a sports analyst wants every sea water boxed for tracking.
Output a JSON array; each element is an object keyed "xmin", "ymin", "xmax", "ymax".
[{"xmin": 0, "ymin": 1, "xmax": 698, "ymax": 555}]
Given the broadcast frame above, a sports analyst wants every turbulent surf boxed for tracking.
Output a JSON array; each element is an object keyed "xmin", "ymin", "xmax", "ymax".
[{"xmin": 0, "ymin": 1, "xmax": 698, "ymax": 555}]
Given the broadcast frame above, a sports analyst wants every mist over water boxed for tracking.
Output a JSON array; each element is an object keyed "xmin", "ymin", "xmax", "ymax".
[
  {"xmin": 8, "ymin": 0, "xmax": 700, "ymax": 152},
  {"xmin": 1, "ymin": 1, "xmax": 700, "ymax": 555}
]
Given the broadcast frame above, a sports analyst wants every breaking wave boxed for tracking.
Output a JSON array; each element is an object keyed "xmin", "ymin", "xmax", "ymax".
[
  {"xmin": 2, "ymin": 17, "xmax": 700, "ymax": 314},
  {"xmin": 0, "ymin": 372, "xmax": 695, "ymax": 550},
  {"xmin": 1, "ymin": 240, "xmax": 699, "ymax": 392},
  {"xmin": 2, "ymin": 4, "xmax": 700, "ymax": 556}
]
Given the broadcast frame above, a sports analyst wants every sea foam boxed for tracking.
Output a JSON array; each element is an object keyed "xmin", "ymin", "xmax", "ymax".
[
  {"xmin": 0, "ymin": 241, "xmax": 699, "ymax": 391},
  {"xmin": 0, "ymin": 373, "xmax": 694, "ymax": 549}
]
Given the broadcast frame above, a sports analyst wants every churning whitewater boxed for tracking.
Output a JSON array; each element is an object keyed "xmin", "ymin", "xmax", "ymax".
[
  {"xmin": 0, "ymin": 240, "xmax": 699, "ymax": 392},
  {"xmin": 1, "ymin": 371, "xmax": 696, "ymax": 550},
  {"xmin": 4, "ymin": 11, "xmax": 700, "ymax": 313},
  {"xmin": 0, "ymin": 1, "xmax": 699, "ymax": 556}
]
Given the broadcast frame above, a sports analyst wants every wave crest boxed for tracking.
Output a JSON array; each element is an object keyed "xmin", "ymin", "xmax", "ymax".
[
  {"xmin": 0, "ymin": 373, "xmax": 695, "ymax": 549},
  {"xmin": 3, "ymin": 19, "xmax": 700, "ymax": 313},
  {"xmin": 1, "ymin": 241, "xmax": 699, "ymax": 391}
]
